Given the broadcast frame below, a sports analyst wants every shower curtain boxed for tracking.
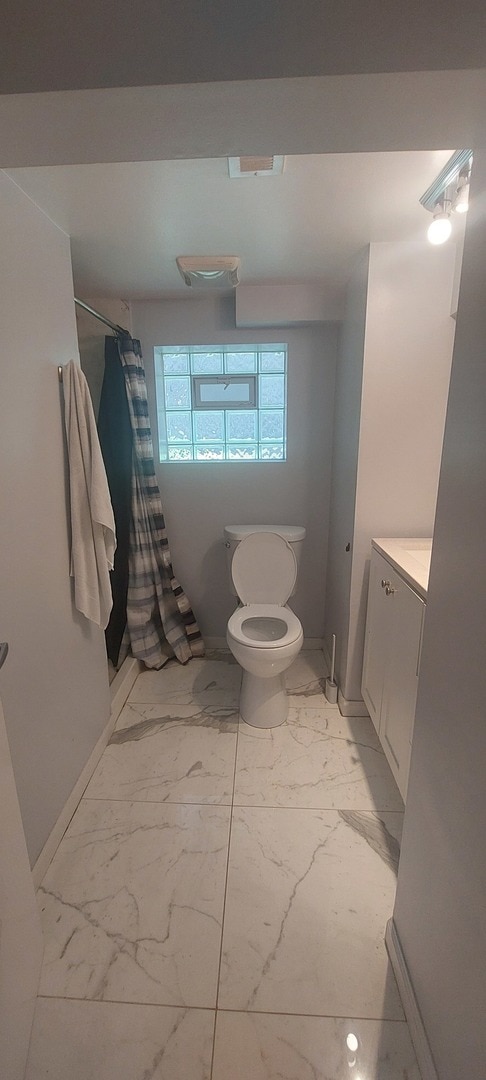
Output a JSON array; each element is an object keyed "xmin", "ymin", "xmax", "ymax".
[
  {"xmin": 98, "ymin": 335, "xmax": 204, "ymax": 668},
  {"xmin": 98, "ymin": 338, "xmax": 133, "ymax": 665}
]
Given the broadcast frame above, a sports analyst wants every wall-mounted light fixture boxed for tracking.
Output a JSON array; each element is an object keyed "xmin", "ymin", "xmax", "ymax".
[
  {"xmin": 420, "ymin": 150, "xmax": 472, "ymax": 245},
  {"xmin": 454, "ymin": 169, "xmax": 470, "ymax": 214}
]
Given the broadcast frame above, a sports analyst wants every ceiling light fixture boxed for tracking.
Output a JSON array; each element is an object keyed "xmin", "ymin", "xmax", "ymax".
[
  {"xmin": 176, "ymin": 256, "xmax": 240, "ymax": 289},
  {"xmin": 420, "ymin": 149, "xmax": 472, "ymax": 245}
]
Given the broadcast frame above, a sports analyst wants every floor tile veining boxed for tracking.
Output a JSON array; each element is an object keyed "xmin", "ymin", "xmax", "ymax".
[
  {"xmin": 38, "ymin": 800, "xmax": 230, "ymax": 1007},
  {"xmin": 26, "ymin": 651, "xmax": 420, "ymax": 1079},
  {"xmin": 85, "ymin": 702, "xmax": 238, "ymax": 805}
]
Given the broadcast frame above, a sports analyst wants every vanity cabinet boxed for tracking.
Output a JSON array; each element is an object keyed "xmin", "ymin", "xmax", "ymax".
[{"xmin": 362, "ymin": 547, "xmax": 425, "ymax": 802}]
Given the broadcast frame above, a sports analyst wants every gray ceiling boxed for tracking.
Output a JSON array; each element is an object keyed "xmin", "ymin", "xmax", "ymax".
[{"xmin": 2, "ymin": 1, "xmax": 485, "ymax": 94}]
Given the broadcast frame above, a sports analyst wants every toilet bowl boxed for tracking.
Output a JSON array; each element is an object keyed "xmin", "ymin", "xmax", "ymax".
[{"xmin": 225, "ymin": 530, "xmax": 304, "ymax": 728}]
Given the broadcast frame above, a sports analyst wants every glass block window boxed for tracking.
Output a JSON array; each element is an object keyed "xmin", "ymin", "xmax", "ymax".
[{"xmin": 155, "ymin": 344, "xmax": 287, "ymax": 462}]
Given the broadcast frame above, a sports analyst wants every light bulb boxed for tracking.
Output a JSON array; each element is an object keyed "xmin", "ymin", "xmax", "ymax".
[{"xmin": 427, "ymin": 213, "xmax": 452, "ymax": 245}]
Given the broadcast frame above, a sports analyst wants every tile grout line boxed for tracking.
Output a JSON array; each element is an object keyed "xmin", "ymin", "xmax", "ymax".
[
  {"xmin": 35, "ymin": 993, "xmax": 216, "ymax": 1011},
  {"xmin": 80, "ymin": 794, "xmax": 404, "ymax": 815},
  {"xmin": 35, "ymin": 991, "xmax": 409, "ymax": 1023},
  {"xmin": 209, "ymin": 707, "xmax": 241, "ymax": 1080},
  {"xmin": 231, "ymin": 802, "xmax": 404, "ymax": 815},
  {"xmin": 81, "ymin": 795, "xmax": 235, "ymax": 807}
]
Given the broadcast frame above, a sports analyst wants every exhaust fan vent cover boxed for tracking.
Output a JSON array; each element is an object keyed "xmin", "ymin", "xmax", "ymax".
[
  {"xmin": 228, "ymin": 156, "xmax": 285, "ymax": 178},
  {"xmin": 176, "ymin": 256, "xmax": 240, "ymax": 289}
]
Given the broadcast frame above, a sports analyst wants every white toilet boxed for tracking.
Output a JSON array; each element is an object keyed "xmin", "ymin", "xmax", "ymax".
[{"xmin": 224, "ymin": 525, "xmax": 305, "ymax": 728}]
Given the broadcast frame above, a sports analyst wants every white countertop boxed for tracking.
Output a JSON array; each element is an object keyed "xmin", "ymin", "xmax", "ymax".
[{"xmin": 372, "ymin": 537, "xmax": 433, "ymax": 599}]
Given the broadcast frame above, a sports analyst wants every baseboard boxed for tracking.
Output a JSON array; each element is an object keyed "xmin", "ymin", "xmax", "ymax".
[
  {"xmin": 302, "ymin": 638, "xmax": 325, "ymax": 651},
  {"xmin": 109, "ymin": 656, "xmax": 143, "ymax": 716},
  {"xmin": 32, "ymin": 657, "xmax": 141, "ymax": 889},
  {"xmin": 386, "ymin": 918, "xmax": 439, "ymax": 1080},
  {"xmin": 205, "ymin": 636, "xmax": 325, "ymax": 651},
  {"xmin": 321, "ymin": 644, "xmax": 369, "ymax": 717},
  {"xmin": 337, "ymin": 688, "xmax": 370, "ymax": 717},
  {"xmin": 204, "ymin": 637, "xmax": 229, "ymax": 650}
]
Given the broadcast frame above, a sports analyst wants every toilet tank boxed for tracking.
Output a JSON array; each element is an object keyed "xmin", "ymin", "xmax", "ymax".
[{"xmin": 224, "ymin": 525, "xmax": 306, "ymax": 598}]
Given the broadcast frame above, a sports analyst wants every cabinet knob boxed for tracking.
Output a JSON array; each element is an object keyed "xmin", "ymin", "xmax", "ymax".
[
  {"xmin": 381, "ymin": 579, "xmax": 391, "ymax": 589},
  {"xmin": 385, "ymin": 585, "xmax": 396, "ymax": 596}
]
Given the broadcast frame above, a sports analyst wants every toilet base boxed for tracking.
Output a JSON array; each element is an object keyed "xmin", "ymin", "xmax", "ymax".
[{"xmin": 240, "ymin": 670, "xmax": 288, "ymax": 728}]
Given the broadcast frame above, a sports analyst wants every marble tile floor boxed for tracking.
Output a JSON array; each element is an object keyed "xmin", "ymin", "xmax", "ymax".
[{"xmin": 26, "ymin": 651, "xmax": 421, "ymax": 1079}]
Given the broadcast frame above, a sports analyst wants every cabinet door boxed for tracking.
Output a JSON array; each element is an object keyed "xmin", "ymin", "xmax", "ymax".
[
  {"xmin": 380, "ymin": 575, "xmax": 425, "ymax": 801},
  {"xmin": 361, "ymin": 550, "xmax": 394, "ymax": 733}
]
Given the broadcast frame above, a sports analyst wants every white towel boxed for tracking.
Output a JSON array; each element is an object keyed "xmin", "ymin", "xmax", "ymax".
[{"xmin": 63, "ymin": 360, "xmax": 116, "ymax": 629}]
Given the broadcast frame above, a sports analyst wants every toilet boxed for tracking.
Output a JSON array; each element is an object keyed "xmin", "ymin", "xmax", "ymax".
[{"xmin": 224, "ymin": 525, "xmax": 305, "ymax": 728}]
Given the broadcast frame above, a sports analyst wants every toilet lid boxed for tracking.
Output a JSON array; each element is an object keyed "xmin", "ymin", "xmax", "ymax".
[{"xmin": 231, "ymin": 532, "xmax": 297, "ymax": 605}]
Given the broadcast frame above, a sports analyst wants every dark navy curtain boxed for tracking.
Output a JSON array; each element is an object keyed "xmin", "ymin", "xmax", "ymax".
[{"xmin": 97, "ymin": 336, "xmax": 133, "ymax": 665}]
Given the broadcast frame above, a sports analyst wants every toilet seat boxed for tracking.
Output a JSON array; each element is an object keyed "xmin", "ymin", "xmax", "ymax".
[
  {"xmin": 227, "ymin": 604, "xmax": 302, "ymax": 649},
  {"xmin": 230, "ymin": 531, "xmax": 297, "ymax": 605}
]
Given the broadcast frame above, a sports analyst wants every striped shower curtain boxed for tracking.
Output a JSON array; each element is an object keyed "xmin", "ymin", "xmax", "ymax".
[{"xmin": 117, "ymin": 336, "xmax": 204, "ymax": 668}]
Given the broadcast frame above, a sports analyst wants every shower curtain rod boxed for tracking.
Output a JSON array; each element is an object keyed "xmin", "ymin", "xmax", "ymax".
[{"xmin": 74, "ymin": 297, "xmax": 130, "ymax": 337}]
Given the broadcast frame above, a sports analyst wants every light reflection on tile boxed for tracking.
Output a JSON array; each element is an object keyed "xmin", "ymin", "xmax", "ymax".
[
  {"xmin": 84, "ymin": 702, "xmax": 238, "ymax": 804},
  {"xmin": 25, "ymin": 998, "xmax": 214, "ymax": 1080},
  {"xmin": 38, "ymin": 799, "xmax": 230, "ymax": 1007},
  {"xmin": 219, "ymin": 806, "xmax": 404, "ymax": 1018},
  {"xmin": 234, "ymin": 707, "xmax": 404, "ymax": 811},
  {"xmin": 212, "ymin": 1011, "xmax": 421, "ymax": 1080}
]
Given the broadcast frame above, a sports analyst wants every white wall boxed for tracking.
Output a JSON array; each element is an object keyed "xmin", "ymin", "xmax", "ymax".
[
  {"xmin": 0, "ymin": 172, "xmax": 111, "ymax": 865},
  {"xmin": 348, "ymin": 241, "xmax": 456, "ymax": 701},
  {"xmin": 236, "ymin": 283, "xmax": 342, "ymax": 326},
  {"xmin": 392, "ymin": 149, "xmax": 486, "ymax": 1080},
  {"xmin": 76, "ymin": 298, "xmax": 133, "ymax": 416},
  {"xmin": 2, "ymin": 73, "xmax": 486, "ymax": 173},
  {"xmin": 324, "ymin": 250, "xmax": 369, "ymax": 686},
  {"xmin": 132, "ymin": 296, "xmax": 337, "ymax": 640},
  {"xmin": 325, "ymin": 241, "xmax": 456, "ymax": 704}
]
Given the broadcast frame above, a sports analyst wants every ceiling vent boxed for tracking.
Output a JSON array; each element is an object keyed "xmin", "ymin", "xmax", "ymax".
[
  {"xmin": 176, "ymin": 256, "xmax": 240, "ymax": 289},
  {"xmin": 228, "ymin": 156, "xmax": 285, "ymax": 178}
]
